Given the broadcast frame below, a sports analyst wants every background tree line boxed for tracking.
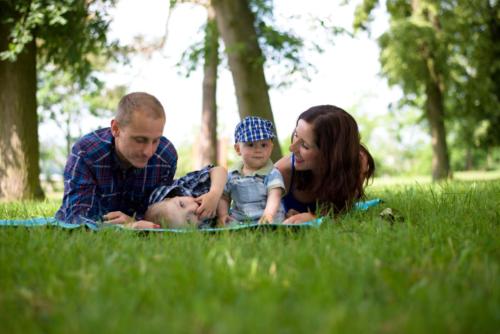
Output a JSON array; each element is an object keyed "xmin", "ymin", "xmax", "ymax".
[{"xmin": 1, "ymin": 0, "xmax": 499, "ymax": 200}]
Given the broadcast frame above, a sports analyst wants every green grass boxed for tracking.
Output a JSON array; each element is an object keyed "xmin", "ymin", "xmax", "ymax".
[{"xmin": 1, "ymin": 178, "xmax": 499, "ymax": 333}]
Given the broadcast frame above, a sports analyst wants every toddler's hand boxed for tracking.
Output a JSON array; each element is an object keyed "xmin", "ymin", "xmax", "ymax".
[
  {"xmin": 195, "ymin": 192, "xmax": 219, "ymax": 220},
  {"xmin": 217, "ymin": 214, "xmax": 234, "ymax": 227},
  {"xmin": 258, "ymin": 214, "xmax": 274, "ymax": 225}
]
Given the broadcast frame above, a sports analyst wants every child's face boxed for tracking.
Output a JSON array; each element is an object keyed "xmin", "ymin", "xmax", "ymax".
[
  {"xmin": 150, "ymin": 196, "xmax": 201, "ymax": 228},
  {"xmin": 235, "ymin": 139, "xmax": 274, "ymax": 171}
]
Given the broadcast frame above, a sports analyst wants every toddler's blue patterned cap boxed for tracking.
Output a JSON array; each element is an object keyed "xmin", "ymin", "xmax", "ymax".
[{"xmin": 234, "ymin": 116, "xmax": 276, "ymax": 143}]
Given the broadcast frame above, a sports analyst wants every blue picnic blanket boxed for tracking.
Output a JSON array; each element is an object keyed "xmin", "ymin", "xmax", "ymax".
[{"xmin": 0, "ymin": 198, "xmax": 382, "ymax": 233}]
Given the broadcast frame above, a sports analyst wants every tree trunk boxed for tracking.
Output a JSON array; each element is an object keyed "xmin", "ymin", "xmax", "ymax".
[
  {"xmin": 199, "ymin": 6, "xmax": 219, "ymax": 168},
  {"xmin": 465, "ymin": 146, "xmax": 473, "ymax": 170},
  {"xmin": 212, "ymin": 0, "xmax": 282, "ymax": 161},
  {"xmin": 0, "ymin": 23, "xmax": 44, "ymax": 200},
  {"xmin": 412, "ymin": 0, "xmax": 450, "ymax": 181},
  {"xmin": 425, "ymin": 74, "xmax": 450, "ymax": 181}
]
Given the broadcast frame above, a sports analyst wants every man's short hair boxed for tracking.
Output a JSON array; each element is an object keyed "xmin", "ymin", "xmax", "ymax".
[{"xmin": 116, "ymin": 92, "xmax": 165, "ymax": 126}]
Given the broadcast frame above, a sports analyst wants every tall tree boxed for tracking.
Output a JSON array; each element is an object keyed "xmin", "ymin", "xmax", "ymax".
[
  {"xmin": 212, "ymin": 0, "xmax": 282, "ymax": 161},
  {"xmin": 0, "ymin": 0, "xmax": 117, "ymax": 200},
  {"xmin": 37, "ymin": 67, "xmax": 126, "ymax": 157},
  {"xmin": 200, "ymin": 5, "xmax": 219, "ymax": 167},
  {"xmin": 355, "ymin": 0, "xmax": 500, "ymax": 178},
  {"xmin": 445, "ymin": 0, "xmax": 500, "ymax": 149},
  {"xmin": 165, "ymin": 1, "xmax": 220, "ymax": 167},
  {"xmin": 354, "ymin": 0, "xmax": 450, "ymax": 180},
  {"xmin": 174, "ymin": 0, "xmax": 319, "ymax": 163},
  {"xmin": 0, "ymin": 19, "xmax": 40, "ymax": 198}
]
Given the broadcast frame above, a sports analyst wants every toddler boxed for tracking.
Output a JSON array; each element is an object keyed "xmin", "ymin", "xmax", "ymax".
[{"xmin": 217, "ymin": 116, "xmax": 285, "ymax": 225}]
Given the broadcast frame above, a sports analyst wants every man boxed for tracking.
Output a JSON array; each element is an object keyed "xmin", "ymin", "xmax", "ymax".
[{"xmin": 56, "ymin": 92, "xmax": 177, "ymax": 228}]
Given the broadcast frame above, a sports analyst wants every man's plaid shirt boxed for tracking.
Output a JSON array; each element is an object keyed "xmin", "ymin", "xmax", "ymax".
[{"xmin": 55, "ymin": 128, "xmax": 177, "ymax": 223}]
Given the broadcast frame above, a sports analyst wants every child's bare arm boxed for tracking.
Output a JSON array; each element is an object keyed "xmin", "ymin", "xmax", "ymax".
[
  {"xmin": 259, "ymin": 187, "xmax": 283, "ymax": 224},
  {"xmin": 195, "ymin": 166, "xmax": 227, "ymax": 219},
  {"xmin": 216, "ymin": 195, "xmax": 231, "ymax": 226},
  {"xmin": 208, "ymin": 166, "xmax": 227, "ymax": 194}
]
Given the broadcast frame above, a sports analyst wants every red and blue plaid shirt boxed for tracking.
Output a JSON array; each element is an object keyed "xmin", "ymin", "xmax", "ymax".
[{"xmin": 55, "ymin": 128, "xmax": 177, "ymax": 223}]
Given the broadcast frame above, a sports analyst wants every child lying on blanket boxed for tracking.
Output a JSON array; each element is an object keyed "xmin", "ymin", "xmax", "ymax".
[{"xmin": 143, "ymin": 165, "xmax": 227, "ymax": 228}]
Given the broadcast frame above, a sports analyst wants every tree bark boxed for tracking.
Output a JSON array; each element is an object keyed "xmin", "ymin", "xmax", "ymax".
[
  {"xmin": 425, "ymin": 78, "xmax": 450, "ymax": 180},
  {"xmin": 465, "ymin": 146, "xmax": 473, "ymax": 171},
  {"xmin": 199, "ymin": 6, "xmax": 219, "ymax": 168},
  {"xmin": 0, "ymin": 22, "xmax": 44, "ymax": 200},
  {"xmin": 212, "ymin": 0, "xmax": 282, "ymax": 161},
  {"xmin": 412, "ymin": 0, "xmax": 450, "ymax": 181}
]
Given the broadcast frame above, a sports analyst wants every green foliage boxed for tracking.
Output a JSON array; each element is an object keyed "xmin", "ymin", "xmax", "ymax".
[
  {"xmin": 379, "ymin": 18, "xmax": 447, "ymax": 96},
  {"xmin": 352, "ymin": 102, "xmax": 434, "ymax": 176},
  {"xmin": 0, "ymin": 0, "xmax": 119, "ymax": 85},
  {"xmin": 1, "ymin": 179, "xmax": 499, "ymax": 332},
  {"xmin": 442, "ymin": 0, "xmax": 500, "ymax": 147},
  {"xmin": 176, "ymin": 27, "xmax": 206, "ymax": 77},
  {"xmin": 175, "ymin": 0, "xmax": 326, "ymax": 88},
  {"xmin": 354, "ymin": 0, "xmax": 500, "ymax": 153},
  {"xmin": 250, "ymin": 0, "xmax": 311, "ymax": 86},
  {"xmin": 353, "ymin": 0, "xmax": 378, "ymax": 31},
  {"xmin": 37, "ymin": 64, "xmax": 125, "ymax": 162},
  {"xmin": 37, "ymin": 68, "xmax": 125, "ymax": 121}
]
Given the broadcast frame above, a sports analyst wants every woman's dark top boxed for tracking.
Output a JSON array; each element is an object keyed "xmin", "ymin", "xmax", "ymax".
[{"xmin": 282, "ymin": 154, "xmax": 317, "ymax": 213}]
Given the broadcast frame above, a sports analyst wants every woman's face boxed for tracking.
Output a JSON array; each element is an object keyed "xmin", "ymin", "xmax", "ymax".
[{"xmin": 289, "ymin": 119, "xmax": 320, "ymax": 172}]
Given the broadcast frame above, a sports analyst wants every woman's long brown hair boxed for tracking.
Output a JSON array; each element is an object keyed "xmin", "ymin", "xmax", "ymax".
[{"xmin": 294, "ymin": 105, "xmax": 375, "ymax": 213}]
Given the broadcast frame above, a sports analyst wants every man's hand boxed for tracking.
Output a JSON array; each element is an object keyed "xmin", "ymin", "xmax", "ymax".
[
  {"xmin": 102, "ymin": 211, "xmax": 134, "ymax": 224},
  {"xmin": 103, "ymin": 212, "xmax": 161, "ymax": 229},
  {"xmin": 124, "ymin": 220, "xmax": 161, "ymax": 229},
  {"xmin": 282, "ymin": 212, "xmax": 316, "ymax": 225},
  {"xmin": 195, "ymin": 191, "xmax": 219, "ymax": 220}
]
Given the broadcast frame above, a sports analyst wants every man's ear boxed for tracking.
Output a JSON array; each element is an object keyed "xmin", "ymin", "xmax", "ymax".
[
  {"xmin": 110, "ymin": 119, "xmax": 120, "ymax": 137},
  {"xmin": 234, "ymin": 143, "xmax": 242, "ymax": 156}
]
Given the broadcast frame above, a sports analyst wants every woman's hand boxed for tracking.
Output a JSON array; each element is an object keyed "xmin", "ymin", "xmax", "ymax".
[
  {"xmin": 285, "ymin": 209, "xmax": 300, "ymax": 218},
  {"xmin": 282, "ymin": 212, "xmax": 316, "ymax": 225}
]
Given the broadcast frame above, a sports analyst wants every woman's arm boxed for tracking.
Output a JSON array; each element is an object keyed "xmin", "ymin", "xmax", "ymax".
[{"xmin": 282, "ymin": 212, "xmax": 316, "ymax": 225}]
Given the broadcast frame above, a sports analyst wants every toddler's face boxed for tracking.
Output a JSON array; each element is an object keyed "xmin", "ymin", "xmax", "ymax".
[
  {"xmin": 153, "ymin": 196, "xmax": 201, "ymax": 228},
  {"xmin": 235, "ymin": 139, "xmax": 274, "ymax": 171}
]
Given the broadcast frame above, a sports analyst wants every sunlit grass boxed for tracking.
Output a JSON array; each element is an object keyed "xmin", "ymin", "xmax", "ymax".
[
  {"xmin": 1, "ymin": 178, "xmax": 498, "ymax": 333},
  {"xmin": 372, "ymin": 169, "xmax": 500, "ymax": 187}
]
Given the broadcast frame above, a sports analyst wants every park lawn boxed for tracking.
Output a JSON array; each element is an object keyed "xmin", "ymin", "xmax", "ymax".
[{"xmin": 0, "ymin": 179, "xmax": 498, "ymax": 333}]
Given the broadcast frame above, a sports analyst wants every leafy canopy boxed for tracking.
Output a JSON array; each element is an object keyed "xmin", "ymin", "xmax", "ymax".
[{"xmin": 1, "ymin": 0, "xmax": 119, "ymax": 85}]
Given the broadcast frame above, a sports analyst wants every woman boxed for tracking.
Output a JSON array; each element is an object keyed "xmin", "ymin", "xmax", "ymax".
[{"xmin": 275, "ymin": 105, "xmax": 375, "ymax": 224}]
